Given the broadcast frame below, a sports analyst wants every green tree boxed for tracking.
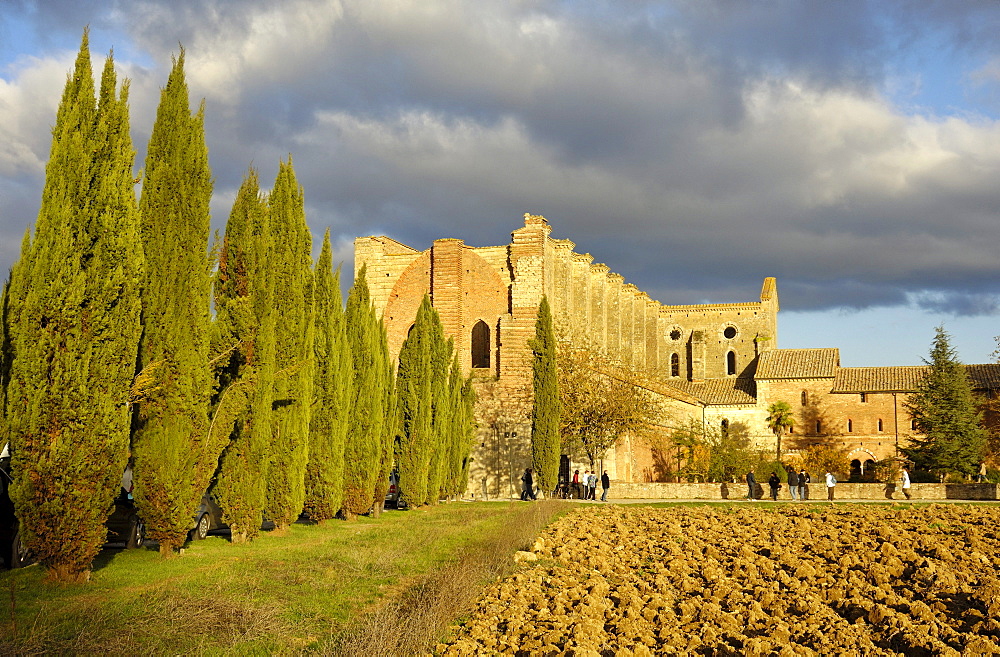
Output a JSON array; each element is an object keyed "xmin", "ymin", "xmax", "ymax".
[
  {"xmin": 5, "ymin": 33, "xmax": 143, "ymax": 582},
  {"xmin": 395, "ymin": 296, "xmax": 434, "ymax": 507},
  {"xmin": 304, "ymin": 231, "xmax": 352, "ymax": 522},
  {"xmin": 765, "ymin": 400, "xmax": 795, "ymax": 461},
  {"xmin": 212, "ymin": 170, "xmax": 274, "ymax": 543},
  {"xmin": 342, "ymin": 266, "xmax": 391, "ymax": 519},
  {"xmin": 265, "ymin": 158, "xmax": 314, "ymax": 529},
  {"xmin": 132, "ymin": 50, "xmax": 214, "ymax": 555},
  {"xmin": 903, "ymin": 326, "xmax": 987, "ymax": 479},
  {"xmin": 704, "ymin": 421, "xmax": 762, "ymax": 483},
  {"xmin": 427, "ymin": 304, "xmax": 453, "ymax": 504},
  {"xmin": 530, "ymin": 296, "xmax": 561, "ymax": 493}
]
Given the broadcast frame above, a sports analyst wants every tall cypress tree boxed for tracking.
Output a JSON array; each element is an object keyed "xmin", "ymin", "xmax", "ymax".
[
  {"xmin": 265, "ymin": 158, "xmax": 314, "ymax": 529},
  {"xmin": 530, "ymin": 296, "xmax": 561, "ymax": 494},
  {"xmin": 426, "ymin": 315, "xmax": 453, "ymax": 504},
  {"xmin": 6, "ymin": 33, "xmax": 143, "ymax": 581},
  {"xmin": 304, "ymin": 231, "xmax": 352, "ymax": 521},
  {"xmin": 342, "ymin": 266, "xmax": 390, "ymax": 518},
  {"xmin": 396, "ymin": 296, "xmax": 433, "ymax": 507},
  {"xmin": 212, "ymin": 170, "xmax": 273, "ymax": 543},
  {"xmin": 903, "ymin": 326, "xmax": 987, "ymax": 478},
  {"xmin": 132, "ymin": 50, "xmax": 214, "ymax": 555}
]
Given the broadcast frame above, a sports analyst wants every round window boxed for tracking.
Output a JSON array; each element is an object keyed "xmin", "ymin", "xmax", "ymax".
[
  {"xmin": 668, "ymin": 326, "xmax": 683, "ymax": 341},
  {"xmin": 723, "ymin": 326, "xmax": 737, "ymax": 339}
]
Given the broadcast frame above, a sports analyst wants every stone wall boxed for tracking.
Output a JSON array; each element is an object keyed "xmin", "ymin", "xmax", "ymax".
[{"xmin": 611, "ymin": 481, "xmax": 999, "ymax": 500}]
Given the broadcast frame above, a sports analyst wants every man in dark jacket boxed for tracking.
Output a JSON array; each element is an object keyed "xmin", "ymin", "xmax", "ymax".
[
  {"xmin": 600, "ymin": 470, "xmax": 610, "ymax": 502},
  {"xmin": 787, "ymin": 468, "xmax": 799, "ymax": 500},
  {"xmin": 746, "ymin": 471, "xmax": 757, "ymax": 500}
]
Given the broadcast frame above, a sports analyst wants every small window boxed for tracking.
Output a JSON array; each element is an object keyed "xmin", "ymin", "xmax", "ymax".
[
  {"xmin": 726, "ymin": 350, "xmax": 737, "ymax": 375},
  {"xmin": 847, "ymin": 419, "xmax": 853, "ymax": 433},
  {"xmin": 670, "ymin": 353, "xmax": 680, "ymax": 377},
  {"xmin": 911, "ymin": 419, "xmax": 918, "ymax": 430},
  {"xmin": 669, "ymin": 328, "xmax": 682, "ymax": 341},
  {"xmin": 723, "ymin": 326, "xmax": 737, "ymax": 339},
  {"xmin": 815, "ymin": 420, "xmax": 822, "ymax": 434},
  {"xmin": 801, "ymin": 390, "xmax": 808, "ymax": 406},
  {"xmin": 877, "ymin": 418, "xmax": 883, "ymax": 432},
  {"xmin": 860, "ymin": 393, "xmax": 867, "ymax": 403},
  {"xmin": 471, "ymin": 320, "xmax": 490, "ymax": 369}
]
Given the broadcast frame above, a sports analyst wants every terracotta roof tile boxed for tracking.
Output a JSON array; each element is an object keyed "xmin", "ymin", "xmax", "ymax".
[
  {"xmin": 755, "ymin": 349, "xmax": 839, "ymax": 379},
  {"xmin": 832, "ymin": 363, "xmax": 1000, "ymax": 393},
  {"xmin": 666, "ymin": 378, "xmax": 757, "ymax": 405}
]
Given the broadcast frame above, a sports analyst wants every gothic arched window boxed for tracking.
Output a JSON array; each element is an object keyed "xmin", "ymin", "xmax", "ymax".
[
  {"xmin": 471, "ymin": 320, "xmax": 490, "ymax": 369},
  {"xmin": 670, "ymin": 353, "xmax": 680, "ymax": 377},
  {"xmin": 726, "ymin": 350, "xmax": 737, "ymax": 375}
]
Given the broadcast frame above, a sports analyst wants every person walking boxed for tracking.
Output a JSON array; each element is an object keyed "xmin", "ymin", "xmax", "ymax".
[
  {"xmin": 582, "ymin": 470, "xmax": 591, "ymax": 499},
  {"xmin": 787, "ymin": 468, "xmax": 799, "ymax": 500},
  {"xmin": 825, "ymin": 471, "xmax": 837, "ymax": 501},
  {"xmin": 587, "ymin": 471, "xmax": 598, "ymax": 500},
  {"xmin": 901, "ymin": 467, "xmax": 912, "ymax": 500},
  {"xmin": 601, "ymin": 470, "xmax": 610, "ymax": 501},
  {"xmin": 768, "ymin": 472, "xmax": 780, "ymax": 501},
  {"xmin": 798, "ymin": 469, "xmax": 809, "ymax": 500},
  {"xmin": 572, "ymin": 470, "xmax": 581, "ymax": 499},
  {"xmin": 520, "ymin": 468, "xmax": 537, "ymax": 501},
  {"xmin": 746, "ymin": 471, "xmax": 757, "ymax": 500}
]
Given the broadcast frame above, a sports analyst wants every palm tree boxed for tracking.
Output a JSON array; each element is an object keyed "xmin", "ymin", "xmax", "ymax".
[{"xmin": 766, "ymin": 401, "xmax": 795, "ymax": 461}]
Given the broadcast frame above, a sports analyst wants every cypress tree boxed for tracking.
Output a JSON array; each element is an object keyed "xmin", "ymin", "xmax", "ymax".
[
  {"xmin": 396, "ymin": 296, "xmax": 433, "ymax": 507},
  {"xmin": 304, "ymin": 231, "xmax": 352, "ymax": 521},
  {"xmin": 426, "ymin": 315, "xmax": 453, "ymax": 504},
  {"xmin": 132, "ymin": 50, "xmax": 214, "ymax": 555},
  {"xmin": 342, "ymin": 266, "xmax": 390, "ymax": 518},
  {"xmin": 530, "ymin": 296, "xmax": 561, "ymax": 494},
  {"xmin": 370, "ymin": 353, "xmax": 396, "ymax": 519},
  {"xmin": 457, "ymin": 373, "xmax": 476, "ymax": 495},
  {"xmin": 212, "ymin": 170, "xmax": 273, "ymax": 543},
  {"xmin": 265, "ymin": 158, "xmax": 314, "ymax": 529},
  {"xmin": 6, "ymin": 33, "xmax": 143, "ymax": 581},
  {"xmin": 903, "ymin": 326, "xmax": 987, "ymax": 479}
]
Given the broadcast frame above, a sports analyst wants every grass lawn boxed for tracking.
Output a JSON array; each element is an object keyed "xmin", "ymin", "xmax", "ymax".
[{"xmin": 0, "ymin": 500, "xmax": 569, "ymax": 655}]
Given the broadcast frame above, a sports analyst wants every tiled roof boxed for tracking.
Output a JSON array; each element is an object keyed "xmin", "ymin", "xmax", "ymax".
[
  {"xmin": 832, "ymin": 363, "xmax": 1000, "ymax": 393},
  {"xmin": 755, "ymin": 349, "xmax": 840, "ymax": 380},
  {"xmin": 832, "ymin": 366, "xmax": 928, "ymax": 393},
  {"xmin": 665, "ymin": 377, "xmax": 758, "ymax": 405}
]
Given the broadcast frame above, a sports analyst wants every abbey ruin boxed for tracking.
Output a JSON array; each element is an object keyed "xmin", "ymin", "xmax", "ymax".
[{"xmin": 355, "ymin": 214, "xmax": 1000, "ymax": 496}]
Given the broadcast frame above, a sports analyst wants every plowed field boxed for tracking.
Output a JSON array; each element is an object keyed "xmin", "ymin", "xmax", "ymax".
[{"xmin": 438, "ymin": 504, "xmax": 1000, "ymax": 656}]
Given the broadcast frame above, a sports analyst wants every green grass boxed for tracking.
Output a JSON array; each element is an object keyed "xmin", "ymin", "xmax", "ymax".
[{"xmin": 0, "ymin": 500, "xmax": 570, "ymax": 655}]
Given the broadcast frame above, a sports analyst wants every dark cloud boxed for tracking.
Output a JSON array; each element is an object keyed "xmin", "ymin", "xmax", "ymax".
[{"xmin": 1, "ymin": 0, "xmax": 999, "ymax": 327}]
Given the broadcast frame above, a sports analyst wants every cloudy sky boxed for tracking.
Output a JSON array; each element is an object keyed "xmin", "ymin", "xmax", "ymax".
[{"xmin": 1, "ymin": 1, "xmax": 999, "ymax": 366}]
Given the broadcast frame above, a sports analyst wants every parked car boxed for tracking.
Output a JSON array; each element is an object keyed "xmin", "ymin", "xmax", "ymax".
[
  {"xmin": 189, "ymin": 492, "xmax": 226, "ymax": 541},
  {"xmin": 384, "ymin": 471, "xmax": 406, "ymax": 509}
]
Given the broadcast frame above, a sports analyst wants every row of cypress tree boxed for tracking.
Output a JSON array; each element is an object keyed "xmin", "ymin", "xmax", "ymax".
[{"xmin": 0, "ymin": 32, "xmax": 474, "ymax": 582}]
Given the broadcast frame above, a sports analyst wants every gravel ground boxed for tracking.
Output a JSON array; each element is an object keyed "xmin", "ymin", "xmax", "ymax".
[{"xmin": 438, "ymin": 504, "xmax": 1000, "ymax": 656}]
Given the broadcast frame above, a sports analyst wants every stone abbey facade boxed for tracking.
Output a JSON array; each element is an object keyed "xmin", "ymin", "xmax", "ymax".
[{"xmin": 355, "ymin": 214, "xmax": 1000, "ymax": 494}]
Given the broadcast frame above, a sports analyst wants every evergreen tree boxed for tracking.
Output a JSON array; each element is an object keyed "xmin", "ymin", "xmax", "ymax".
[
  {"xmin": 370, "ymin": 354, "xmax": 396, "ymax": 518},
  {"xmin": 342, "ymin": 266, "xmax": 391, "ymax": 518},
  {"xmin": 304, "ymin": 231, "xmax": 352, "ymax": 521},
  {"xmin": 6, "ymin": 33, "xmax": 143, "ymax": 581},
  {"xmin": 903, "ymin": 326, "xmax": 987, "ymax": 478},
  {"xmin": 395, "ymin": 296, "xmax": 434, "ymax": 507},
  {"xmin": 265, "ymin": 158, "xmax": 314, "ymax": 529},
  {"xmin": 530, "ymin": 296, "xmax": 561, "ymax": 494},
  {"xmin": 132, "ymin": 50, "xmax": 214, "ymax": 555},
  {"xmin": 212, "ymin": 170, "xmax": 273, "ymax": 543},
  {"xmin": 426, "ymin": 304, "xmax": 453, "ymax": 504}
]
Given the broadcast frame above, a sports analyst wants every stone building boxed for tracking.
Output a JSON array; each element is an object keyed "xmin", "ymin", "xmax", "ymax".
[{"xmin": 355, "ymin": 213, "xmax": 1000, "ymax": 492}]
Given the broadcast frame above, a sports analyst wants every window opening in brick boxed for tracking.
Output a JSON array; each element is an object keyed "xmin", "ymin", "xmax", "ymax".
[
  {"xmin": 815, "ymin": 420, "xmax": 822, "ymax": 434},
  {"xmin": 669, "ymin": 328, "xmax": 682, "ymax": 341},
  {"xmin": 801, "ymin": 390, "xmax": 808, "ymax": 406},
  {"xmin": 726, "ymin": 350, "xmax": 737, "ymax": 375},
  {"xmin": 877, "ymin": 418, "xmax": 883, "ymax": 432},
  {"xmin": 471, "ymin": 320, "xmax": 490, "ymax": 369},
  {"xmin": 847, "ymin": 419, "xmax": 853, "ymax": 432},
  {"xmin": 670, "ymin": 353, "xmax": 679, "ymax": 377},
  {"xmin": 911, "ymin": 419, "xmax": 918, "ymax": 430},
  {"xmin": 860, "ymin": 393, "xmax": 866, "ymax": 403},
  {"xmin": 723, "ymin": 326, "xmax": 737, "ymax": 339}
]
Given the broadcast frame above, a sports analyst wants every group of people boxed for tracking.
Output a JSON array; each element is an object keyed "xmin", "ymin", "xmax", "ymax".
[
  {"xmin": 746, "ymin": 467, "xmax": 912, "ymax": 501},
  {"xmin": 551, "ymin": 469, "xmax": 611, "ymax": 501}
]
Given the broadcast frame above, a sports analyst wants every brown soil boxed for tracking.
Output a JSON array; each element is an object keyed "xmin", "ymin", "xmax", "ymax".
[{"xmin": 437, "ymin": 504, "xmax": 1000, "ymax": 656}]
